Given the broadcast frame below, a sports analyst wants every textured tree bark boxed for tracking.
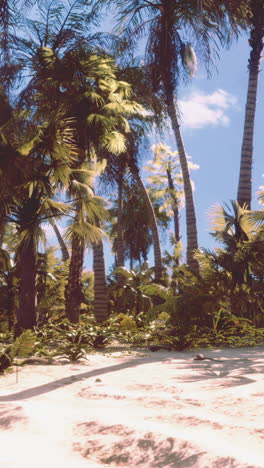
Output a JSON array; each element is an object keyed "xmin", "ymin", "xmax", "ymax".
[
  {"xmin": 116, "ymin": 177, "xmax": 125, "ymax": 267},
  {"xmin": 0, "ymin": 218, "xmax": 5, "ymax": 248},
  {"xmin": 130, "ymin": 165, "xmax": 163, "ymax": 281},
  {"xmin": 166, "ymin": 167, "xmax": 180, "ymax": 246},
  {"xmin": 237, "ymin": 3, "xmax": 264, "ymax": 209},
  {"xmin": 165, "ymin": 88, "xmax": 199, "ymax": 274},
  {"xmin": 65, "ymin": 233, "xmax": 84, "ymax": 323},
  {"xmin": 93, "ymin": 235, "xmax": 108, "ymax": 323},
  {"xmin": 16, "ymin": 238, "xmax": 37, "ymax": 334}
]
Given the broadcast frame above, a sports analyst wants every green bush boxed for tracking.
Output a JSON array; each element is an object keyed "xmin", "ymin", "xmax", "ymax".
[{"xmin": 0, "ymin": 330, "xmax": 36, "ymax": 373}]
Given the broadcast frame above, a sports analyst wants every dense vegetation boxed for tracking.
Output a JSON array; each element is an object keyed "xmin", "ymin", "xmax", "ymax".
[{"xmin": 0, "ymin": 0, "xmax": 264, "ymax": 371}]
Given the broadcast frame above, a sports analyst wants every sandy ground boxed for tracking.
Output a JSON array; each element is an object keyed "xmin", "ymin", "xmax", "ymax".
[{"xmin": 0, "ymin": 346, "xmax": 264, "ymax": 468}]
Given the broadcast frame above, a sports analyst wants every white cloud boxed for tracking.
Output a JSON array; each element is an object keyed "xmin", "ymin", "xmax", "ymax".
[{"xmin": 179, "ymin": 89, "xmax": 237, "ymax": 129}]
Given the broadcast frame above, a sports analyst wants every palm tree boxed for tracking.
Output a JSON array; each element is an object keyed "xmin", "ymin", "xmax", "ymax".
[
  {"xmin": 97, "ymin": 154, "xmax": 127, "ymax": 269},
  {"xmin": 198, "ymin": 197, "xmax": 264, "ymax": 322},
  {"xmin": 101, "ymin": 141, "xmax": 164, "ymax": 279},
  {"xmin": 108, "ymin": 179, "xmax": 160, "ymax": 269},
  {"xmin": 5, "ymin": 101, "xmax": 75, "ymax": 333},
  {"xmin": 92, "ymin": 218, "xmax": 109, "ymax": 323},
  {"xmin": 15, "ymin": 1, "xmax": 145, "ymax": 325},
  {"xmin": 124, "ymin": 126, "xmax": 164, "ymax": 280},
  {"xmin": 64, "ymin": 166, "xmax": 108, "ymax": 323},
  {"xmin": 145, "ymin": 143, "xmax": 199, "ymax": 261},
  {"xmin": 0, "ymin": 0, "xmax": 36, "ymax": 89},
  {"xmin": 49, "ymin": 218, "xmax": 69, "ymax": 262},
  {"xmin": 237, "ymin": 1, "xmax": 264, "ymax": 208},
  {"xmin": 99, "ymin": 0, "xmax": 218, "ymax": 272},
  {"xmin": 129, "ymin": 162, "xmax": 163, "ymax": 278},
  {"xmin": 208, "ymin": 200, "xmax": 253, "ymax": 285},
  {"xmin": 13, "ymin": 171, "xmax": 70, "ymax": 334}
]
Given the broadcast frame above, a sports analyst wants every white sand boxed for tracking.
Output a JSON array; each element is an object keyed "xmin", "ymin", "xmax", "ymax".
[{"xmin": 0, "ymin": 346, "xmax": 263, "ymax": 467}]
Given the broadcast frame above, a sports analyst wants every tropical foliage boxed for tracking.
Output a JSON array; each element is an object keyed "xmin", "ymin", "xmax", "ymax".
[{"xmin": 0, "ymin": 0, "xmax": 263, "ymax": 366}]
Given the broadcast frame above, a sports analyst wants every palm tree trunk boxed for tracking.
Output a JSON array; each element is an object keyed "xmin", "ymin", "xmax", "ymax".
[
  {"xmin": 65, "ymin": 233, "xmax": 84, "ymax": 323},
  {"xmin": 50, "ymin": 218, "xmax": 69, "ymax": 262},
  {"xmin": 16, "ymin": 239, "xmax": 37, "ymax": 334},
  {"xmin": 165, "ymin": 89, "xmax": 199, "ymax": 274},
  {"xmin": 166, "ymin": 167, "xmax": 180, "ymax": 240},
  {"xmin": 130, "ymin": 165, "xmax": 162, "ymax": 280},
  {"xmin": 116, "ymin": 176, "xmax": 125, "ymax": 267},
  {"xmin": 93, "ymin": 235, "xmax": 108, "ymax": 323},
  {"xmin": 0, "ymin": 218, "xmax": 5, "ymax": 248},
  {"xmin": 237, "ymin": 4, "xmax": 264, "ymax": 209}
]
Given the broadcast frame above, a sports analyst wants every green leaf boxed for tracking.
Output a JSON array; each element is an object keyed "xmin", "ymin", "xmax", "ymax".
[
  {"xmin": 11, "ymin": 330, "xmax": 36, "ymax": 359},
  {"xmin": 0, "ymin": 248, "xmax": 12, "ymax": 272},
  {"xmin": 114, "ymin": 266, "xmax": 133, "ymax": 279},
  {"xmin": 17, "ymin": 135, "xmax": 41, "ymax": 156},
  {"xmin": 140, "ymin": 283, "xmax": 170, "ymax": 299}
]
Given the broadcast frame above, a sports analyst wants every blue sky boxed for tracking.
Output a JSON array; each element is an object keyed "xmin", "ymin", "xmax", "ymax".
[
  {"xmin": 44, "ymin": 31, "xmax": 263, "ymax": 271},
  {"xmin": 176, "ymin": 35, "xmax": 263, "ymax": 251}
]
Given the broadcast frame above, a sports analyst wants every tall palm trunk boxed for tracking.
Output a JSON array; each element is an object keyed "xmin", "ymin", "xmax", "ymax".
[
  {"xmin": 65, "ymin": 233, "xmax": 84, "ymax": 323},
  {"xmin": 130, "ymin": 165, "xmax": 162, "ymax": 280},
  {"xmin": 165, "ymin": 88, "xmax": 199, "ymax": 274},
  {"xmin": 93, "ymin": 234, "xmax": 108, "ymax": 323},
  {"xmin": 0, "ymin": 218, "xmax": 6, "ymax": 248},
  {"xmin": 116, "ymin": 176, "xmax": 125, "ymax": 267},
  {"xmin": 49, "ymin": 218, "xmax": 69, "ymax": 262},
  {"xmin": 16, "ymin": 238, "xmax": 37, "ymax": 334},
  {"xmin": 237, "ymin": 2, "xmax": 264, "ymax": 209},
  {"xmin": 166, "ymin": 167, "xmax": 180, "ymax": 252}
]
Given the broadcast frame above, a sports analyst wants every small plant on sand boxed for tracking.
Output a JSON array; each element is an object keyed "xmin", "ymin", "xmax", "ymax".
[
  {"xmin": 38, "ymin": 319, "xmax": 89, "ymax": 362},
  {"xmin": 0, "ymin": 330, "xmax": 36, "ymax": 373}
]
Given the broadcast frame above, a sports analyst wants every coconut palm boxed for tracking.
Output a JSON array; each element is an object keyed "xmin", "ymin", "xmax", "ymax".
[
  {"xmin": 108, "ymin": 176, "xmax": 169, "ymax": 270},
  {"xmin": 49, "ymin": 218, "xmax": 69, "ymax": 262},
  {"xmin": 236, "ymin": 1, "xmax": 264, "ymax": 208},
  {"xmin": 96, "ymin": 1, "xmax": 216, "ymax": 272},
  {"xmin": 0, "ymin": 0, "xmax": 36, "ymax": 89},
  {"xmin": 102, "ymin": 149, "xmax": 164, "ymax": 279},
  {"xmin": 126, "ymin": 126, "xmax": 164, "ymax": 280},
  {"xmin": 129, "ymin": 162, "xmax": 163, "ymax": 277},
  {"xmin": 145, "ymin": 143, "xmax": 198, "ymax": 261},
  {"xmin": 98, "ymin": 154, "xmax": 128, "ymax": 269}
]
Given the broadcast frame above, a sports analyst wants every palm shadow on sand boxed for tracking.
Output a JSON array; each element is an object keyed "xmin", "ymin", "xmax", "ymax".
[{"xmin": 0, "ymin": 347, "xmax": 263, "ymax": 401}]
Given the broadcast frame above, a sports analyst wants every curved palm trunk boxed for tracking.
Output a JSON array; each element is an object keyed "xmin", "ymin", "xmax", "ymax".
[
  {"xmin": 116, "ymin": 176, "xmax": 125, "ymax": 267},
  {"xmin": 237, "ymin": 4, "xmax": 264, "ymax": 209},
  {"xmin": 165, "ymin": 89, "xmax": 199, "ymax": 274},
  {"xmin": 166, "ymin": 168, "xmax": 180, "ymax": 262},
  {"xmin": 93, "ymin": 235, "xmax": 108, "ymax": 323},
  {"xmin": 65, "ymin": 233, "xmax": 84, "ymax": 323},
  {"xmin": 49, "ymin": 218, "xmax": 69, "ymax": 262},
  {"xmin": 16, "ymin": 239, "xmax": 37, "ymax": 334},
  {"xmin": 130, "ymin": 165, "xmax": 162, "ymax": 280}
]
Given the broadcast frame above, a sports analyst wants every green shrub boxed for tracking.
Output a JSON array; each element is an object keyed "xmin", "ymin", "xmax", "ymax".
[{"xmin": 0, "ymin": 330, "xmax": 36, "ymax": 373}]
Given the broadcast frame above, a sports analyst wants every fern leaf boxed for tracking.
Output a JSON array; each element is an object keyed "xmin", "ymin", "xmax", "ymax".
[{"xmin": 12, "ymin": 330, "xmax": 36, "ymax": 359}]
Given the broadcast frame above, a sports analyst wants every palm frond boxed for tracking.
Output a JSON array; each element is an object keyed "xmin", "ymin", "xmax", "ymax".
[{"xmin": 101, "ymin": 130, "xmax": 127, "ymax": 154}]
